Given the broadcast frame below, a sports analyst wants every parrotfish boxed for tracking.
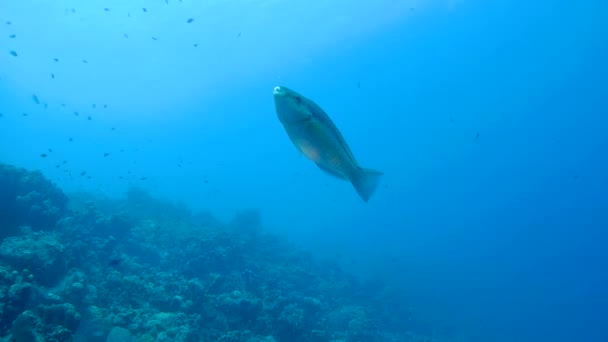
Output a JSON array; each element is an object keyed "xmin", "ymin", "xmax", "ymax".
[{"xmin": 273, "ymin": 86, "xmax": 383, "ymax": 202}]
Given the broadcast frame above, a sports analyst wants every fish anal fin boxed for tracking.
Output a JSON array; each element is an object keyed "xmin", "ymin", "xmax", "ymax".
[{"xmin": 316, "ymin": 163, "xmax": 347, "ymax": 179}]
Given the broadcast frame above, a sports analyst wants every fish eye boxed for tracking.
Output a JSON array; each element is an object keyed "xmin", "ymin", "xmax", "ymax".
[{"xmin": 295, "ymin": 96, "xmax": 302, "ymax": 104}]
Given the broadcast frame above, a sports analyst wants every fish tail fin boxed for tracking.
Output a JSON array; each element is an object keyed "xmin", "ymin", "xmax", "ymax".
[{"xmin": 351, "ymin": 167, "xmax": 383, "ymax": 202}]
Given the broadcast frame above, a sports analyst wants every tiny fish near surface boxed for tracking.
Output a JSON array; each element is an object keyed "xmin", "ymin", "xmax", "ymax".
[{"xmin": 273, "ymin": 86, "xmax": 383, "ymax": 202}]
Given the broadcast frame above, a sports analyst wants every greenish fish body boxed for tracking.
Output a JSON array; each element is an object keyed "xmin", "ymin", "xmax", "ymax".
[{"xmin": 273, "ymin": 86, "xmax": 383, "ymax": 202}]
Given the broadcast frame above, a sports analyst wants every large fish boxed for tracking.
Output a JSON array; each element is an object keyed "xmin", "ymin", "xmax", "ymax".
[{"xmin": 273, "ymin": 86, "xmax": 383, "ymax": 202}]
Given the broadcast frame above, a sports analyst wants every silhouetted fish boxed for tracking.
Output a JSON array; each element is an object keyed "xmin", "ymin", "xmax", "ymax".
[
  {"xmin": 9, "ymin": 51, "xmax": 17, "ymax": 57},
  {"xmin": 108, "ymin": 257, "xmax": 122, "ymax": 267},
  {"xmin": 32, "ymin": 94, "xmax": 40, "ymax": 104},
  {"xmin": 187, "ymin": 18, "xmax": 194, "ymax": 23},
  {"xmin": 9, "ymin": 34, "xmax": 16, "ymax": 38}
]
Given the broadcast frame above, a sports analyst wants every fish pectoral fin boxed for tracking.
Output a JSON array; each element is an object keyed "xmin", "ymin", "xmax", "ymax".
[{"xmin": 316, "ymin": 163, "xmax": 347, "ymax": 179}]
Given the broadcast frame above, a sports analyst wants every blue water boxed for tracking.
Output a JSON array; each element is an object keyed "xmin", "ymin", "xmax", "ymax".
[{"xmin": 1, "ymin": 1, "xmax": 607, "ymax": 341}]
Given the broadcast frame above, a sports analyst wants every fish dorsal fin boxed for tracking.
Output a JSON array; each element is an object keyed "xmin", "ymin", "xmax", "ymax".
[
  {"xmin": 316, "ymin": 162, "xmax": 347, "ymax": 179},
  {"xmin": 309, "ymin": 102, "xmax": 359, "ymax": 166}
]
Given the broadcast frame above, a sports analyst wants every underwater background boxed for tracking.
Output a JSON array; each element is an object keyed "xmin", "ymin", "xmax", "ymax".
[{"xmin": 1, "ymin": 0, "xmax": 607, "ymax": 341}]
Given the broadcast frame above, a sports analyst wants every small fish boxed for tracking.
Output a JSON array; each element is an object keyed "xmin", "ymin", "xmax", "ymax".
[
  {"xmin": 108, "ymin": 257, "xmax": 122, "ymax": 267},
  {"xmin": 0, "ymin": 113, "xmax": 3, "ymax": 117},
  {"xmin": 74, "ymin": 111, "xmax": 79, "ymax": 116},
  {"xmin": 53, "ymin": 58, "xmax": 59, "ymax": 62},
  {"xmin": 6, "ymin": 21, "xmax": 11, "ymax": 25},
  {"xmin": 273, "ymin": 86, "xmax": 383, "ymax": 202},
  {"xmin": 103, "ymin": 152, "xmax": 110, "ymax": 157},
  {"xmin": 51, "ymin": 73, "xmax": 55, "ymax": 79},
  {"xmin": 123, "ymin": 33, "xmax": 129, "ymax": 38},
  {"xmin": 9, "ymin": 34, "xmax": 16, "ymax": 38},
  {"xmin": 142, "ymin": 8, "xmax": 147, "ymax": 12},
  {"xmin": 193, "ymin": 43, "xmax": 198, "ymax": 47},
  {"xmin": 82, "ymin": 59, "xmax": 88, "ymax": 63},
  {"xmin": 103, "ymin": 104, "xmax": 108, "ymax": 109},
  {"xmin": 80, "ymin": 171, "xmax": 87, "ymax": 176},
  {"xmin": 475, "ymin": 132, "xmax": 480, "ymax": 140},
  {"xmin": 237, "ymin": 32, "xmax": 241, "ymax": 38},
  {"xmin": 9, "ymin": 51, "xmax": 17, "ymax": 57},
  {"xmin": 44, "ymin": 103, "xmax": 48, "ymax": 109},
  {"xmin": 187, "ymin": 18, "xmax": 194, "ymax": 23},
  {"xmin": 22, "ymin": 113, "xmax": 27, "ymax": 116},
  {"xmin": 32, "ymin": 94, "xmax": 40, "ymax": 104},
  {"xmin": 92, "ymin": 104, "xmax": 96, "ymax": 108},
  {"xmin": 104, "ymin": 8, "xmax": 110, "ymax": 11},
  {"xmin": 48, "ymin": 148, "xmax": 53, "ymax": 152},
  {"xmin": 40, "ymin": 153, "xmax": 47, "ymax": 158},
  {"xmin": 151, "ymin": 37, "xmax": 158, "ymax": 41},
  {"xmin": 87, "ymin": 116, "xmax": 92, "ymax": 120},
  {"xmin": 68, "ymin": 137, "xmax": 73, "ymax": 142},
  {"xmin": 140, "ymin": 177, "xmax": 147, "ymax": 181},
  {"xmin": 71, "ymin": 8, "xmax": 76, "ymax": 13}
]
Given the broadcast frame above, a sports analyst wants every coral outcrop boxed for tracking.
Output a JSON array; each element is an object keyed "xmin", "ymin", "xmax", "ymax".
[
  {"xmin": 0, "ymin": 163, "xmax": 451, "ymax": 342},
  {"xmin": 0, "ymin": 164, "xmax": 68, "ymax": 237}
]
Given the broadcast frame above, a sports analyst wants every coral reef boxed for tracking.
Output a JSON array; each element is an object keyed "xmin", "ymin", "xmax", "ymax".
[
  {"xmin": 0, "ymin": 163, "xmax": 452, "ymax": 342},
  {"xmin": 0, "ymin": 164, "xmax": 67, "ymax": 238}
]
